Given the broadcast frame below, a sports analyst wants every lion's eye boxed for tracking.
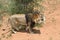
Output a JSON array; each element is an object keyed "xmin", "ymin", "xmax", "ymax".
[{"xmin": 41, "ymin": 19, "xmax": 44, "ymax": 21}]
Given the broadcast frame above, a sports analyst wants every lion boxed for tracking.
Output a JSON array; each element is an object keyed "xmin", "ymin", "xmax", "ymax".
[{"xmin": 8, "ymin": 11, "xmax": 45, "ymax": 34}]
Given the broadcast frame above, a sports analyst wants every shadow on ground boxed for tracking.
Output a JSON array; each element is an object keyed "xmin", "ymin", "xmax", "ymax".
[{"xmin": 17, "ymin": 28, "xmax": 41, "ymax": 34}]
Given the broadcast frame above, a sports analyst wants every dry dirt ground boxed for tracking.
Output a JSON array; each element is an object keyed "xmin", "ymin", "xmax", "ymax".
[
  {"xmin": 10, "ymin": 0, "xmax": 60, "ymax": 40},
  {"xmin": 0, "ymin": 0, "xmax": 60, "ymax": 40}
]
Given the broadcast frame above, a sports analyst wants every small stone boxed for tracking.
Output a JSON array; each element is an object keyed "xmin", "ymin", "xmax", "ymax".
[{"xmin": 2, "ymin": 29, "xmax": 5, "ymax": 31}]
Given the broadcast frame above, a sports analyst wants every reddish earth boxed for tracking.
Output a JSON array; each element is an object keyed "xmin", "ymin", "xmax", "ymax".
[
  {"xmin": 10, "ymin": 0, "xmax": 60, "ymax": 40},
  {"xmin": 0, "ymin": 0, "xmax": 60, "ymax": 40}
]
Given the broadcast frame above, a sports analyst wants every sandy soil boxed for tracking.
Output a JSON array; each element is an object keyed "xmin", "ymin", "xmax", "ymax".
[{"xmin": 10, "ymin": 0, "xmax": 60, "ymax": 40}]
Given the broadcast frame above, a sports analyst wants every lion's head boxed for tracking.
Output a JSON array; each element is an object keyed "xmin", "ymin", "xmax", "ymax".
[{"xmin": 32, "ymin": 11, "xmax": 45, "ymax": 25}]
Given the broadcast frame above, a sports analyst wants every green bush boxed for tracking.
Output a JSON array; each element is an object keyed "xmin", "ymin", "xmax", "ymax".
[{"xmin": 0, "ymin": 0, "xmax": 44, "ymax": 15}]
